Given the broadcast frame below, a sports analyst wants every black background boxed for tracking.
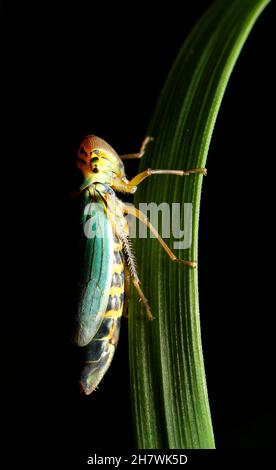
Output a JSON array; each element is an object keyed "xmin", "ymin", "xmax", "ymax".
[{"xmin": 0, "ymin": 0, "xmax": 274, "ymax": 463}]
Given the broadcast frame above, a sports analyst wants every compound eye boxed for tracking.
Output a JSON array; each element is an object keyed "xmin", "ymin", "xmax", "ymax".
[{"xmin": 90, "ymin": 157, "xmax": 100, "ymax": 173}]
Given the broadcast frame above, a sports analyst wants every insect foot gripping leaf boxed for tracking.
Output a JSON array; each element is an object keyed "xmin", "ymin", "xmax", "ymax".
[
  {"xmin": 128, "ymin": 0, "xmax": 270, "ymax": 449},
  {"xmin": 74, "ymin": 134, "xmax": 206, "ymax": 393}
]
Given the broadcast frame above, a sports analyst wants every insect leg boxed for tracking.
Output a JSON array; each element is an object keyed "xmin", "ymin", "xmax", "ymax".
[
  {"xmin": 120, "ymin": 136, "xmax": 154, "ymax": 160},
  {"xmin": 132, "ymin": 278, "xmax": 154, "ymax": 320},
  {"xmin": 128, "ymin": 167, "xmax": 207, "ymax": 187},
  {"xmin": 122, "ymin": 236, "xmax": 153, "ymax": 320},
  {"xmin": 111, "ymin": 166, "xmax": 207, "ymax": 194},
  {"xmin": 123, "ymin": 205, "xmax": 197, "ymax": 268}
]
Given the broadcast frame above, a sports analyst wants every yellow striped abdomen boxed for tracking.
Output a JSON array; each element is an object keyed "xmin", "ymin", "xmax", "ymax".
[{"xmin": 80, "ymin": 237, "xmax": 124, "ymax": 394}]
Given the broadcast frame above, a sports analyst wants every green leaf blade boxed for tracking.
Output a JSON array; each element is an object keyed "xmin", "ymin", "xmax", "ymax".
[{"xmin": 129, "ymin": 0, "xmax": 270, "ymax": 449}]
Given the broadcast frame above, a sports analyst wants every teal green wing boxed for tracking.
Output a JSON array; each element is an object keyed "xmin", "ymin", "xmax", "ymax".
[{"xmin": 75, "ymin": 190, "xmax": 114, "ymax": 347}]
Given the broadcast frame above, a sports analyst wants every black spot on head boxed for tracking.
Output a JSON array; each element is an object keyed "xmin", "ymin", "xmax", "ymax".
[
  {"xmin": 91, "ymin": 157, "xmax": 99, "ymax": 163},
  {"xmin": 93, "ymin": 167, "xmax": 99, "ymax": 173},
  {"xmin": 79, "ymin": 146, "xmax": 85, "ymax": 154}
]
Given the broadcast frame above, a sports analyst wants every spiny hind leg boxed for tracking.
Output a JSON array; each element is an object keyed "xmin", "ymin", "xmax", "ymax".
[
  {"xmin": 123, "ymin": 205, "xmax": 197, "ymax": 268},
  {"xmin": 102, "ymin": 195, "xmax": 153, "ymax": 321},
  {"xmin": 119, "ymin": 235, "xmax": 153, "ymax": 321},
  {"xmin": 120, "ymin": 136, "xmax": 154, "ymax": 160},
  {"xmin": 122, "ymin": 265, "xmax": 153, "ymax": 321},
  {"xmin": 131, "ymin": 277, "xmax": 153, "ymax": 320}
]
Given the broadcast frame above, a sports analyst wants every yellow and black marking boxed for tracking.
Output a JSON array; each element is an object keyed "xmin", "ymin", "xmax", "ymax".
[
  {"xmin": 80, "ymin": 235, "xmax": 124, "ymax": 394},
  {"xmin": 104, "ymin": 241, "xmax": 124, "ymax": 318}
]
